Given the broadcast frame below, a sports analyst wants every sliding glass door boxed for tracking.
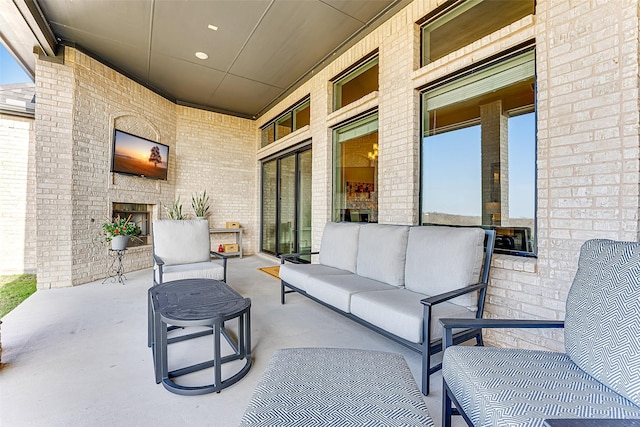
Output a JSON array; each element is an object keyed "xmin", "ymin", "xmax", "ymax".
[{"xmin": 261, "ymin": 146, "xmax": 312, "ymax": 257}]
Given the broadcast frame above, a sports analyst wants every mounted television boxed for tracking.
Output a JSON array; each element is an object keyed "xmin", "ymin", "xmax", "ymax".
[{"xmin": 111, "ymin": 129, "xmax": 169, "ymax": 180}]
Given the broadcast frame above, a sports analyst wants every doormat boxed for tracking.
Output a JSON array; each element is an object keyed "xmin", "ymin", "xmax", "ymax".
[{"xmin": 258, "ymin": 266, "xmax": 280, "ymax": 280}]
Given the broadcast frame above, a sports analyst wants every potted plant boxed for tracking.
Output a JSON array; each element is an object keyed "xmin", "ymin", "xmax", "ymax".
[
  {"xmin": 191, "ymin": 190, "xmax": 210, "ymax": 219},
  {"xmin": 165, "ymin": 197, "xmax": 185, "ymax": 220},
  {"xmin": 103, "ymin": 215, "xmax": 141, "ymax": 250}
]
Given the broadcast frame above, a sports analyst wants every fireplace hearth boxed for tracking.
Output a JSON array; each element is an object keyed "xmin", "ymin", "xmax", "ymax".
[{"xmin": 112, "ymin": 203, "xmax": 151, "ymax": 247}]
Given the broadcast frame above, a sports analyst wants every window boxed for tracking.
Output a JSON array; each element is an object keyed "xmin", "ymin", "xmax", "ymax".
[
  {"xmin": 333, "ymin": 113, "xmax": 378, "ymax": 223},
  {"xmin": 333, "ymin": 55, "xmax": 378, "ymax": 111},
  {"xmin": 421, "ymin": 0, "xmax": 534, "ymax": 67},
  {"xmin": 421, "ymin": 48, "xmax": 536, "ymax": 255},
  {"xmin": 261, "ymin": 98, "xmax": 310, "ymax": 148}
]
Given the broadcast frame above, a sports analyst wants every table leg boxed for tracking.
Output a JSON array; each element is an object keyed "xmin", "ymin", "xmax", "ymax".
[
  {"xmin": 214, "ymin": 319, "xmax": 222, "ymax": 392},
  {"xmin": 157, "ymin": 315, "xmax": 166, "ymax": 384}
]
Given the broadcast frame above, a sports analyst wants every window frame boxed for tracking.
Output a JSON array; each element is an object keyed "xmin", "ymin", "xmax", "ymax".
[
  {"xmin": 332, "ymin": 111, "xmax": 379, "ymax": 223},
  {"xmin": 419, "ymin": 0, "xmax": 535, "ymax": 67},
  {"xmin": 260, "ymin": 97, "xmax": 310, "ymax": 148},
  {"xmin": 332, "ymin": 54, "xmax": 379, "ymax": 111},
  {"xmin": 419, "ymin": 45, "xmax": 537, "ymax": 257}
]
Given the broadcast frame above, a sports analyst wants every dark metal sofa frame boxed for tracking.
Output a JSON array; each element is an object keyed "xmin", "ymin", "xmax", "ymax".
[{"xmin": 280, "ymin": 228, "xmax": 496, "ymax": 395}]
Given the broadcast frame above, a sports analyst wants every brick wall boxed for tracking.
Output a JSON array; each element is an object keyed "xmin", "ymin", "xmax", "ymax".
[
  {"xmin": 0, "ymin": 113, "xmax": 36, "ymax": 273},
  {"xmin": 35, "ymin": 58, "xmax": 75, "ymax": 288},
  {"xmin": 32, "ymin": 48, "xmax": 258, "ymax": 287},
  {"xmin": 34, "ymin": 49, "xmax": 177, "ymax": 287},
  {"xmin": 175, "ymin": 107, "xmax": 256, "ymax": 253},
  {"xmin": 26, "ymin": 0, "xmax": 640, "ymax": 351},
  {"xmin": 255, "ymin": 0, "xmax": 640, "ymax": 352}
]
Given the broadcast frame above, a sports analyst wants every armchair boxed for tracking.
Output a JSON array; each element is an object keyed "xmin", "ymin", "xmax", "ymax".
[
  {"xmin": 440, "ymin": 239, "xmax": 640, "ymax": 427},
  {"xmin": 152, "ymin": 219, "xmax": 227, "ymax": 285},
  {"xmin": 148, "ymin": 219, "xmax": 228, "ymax": 350}
]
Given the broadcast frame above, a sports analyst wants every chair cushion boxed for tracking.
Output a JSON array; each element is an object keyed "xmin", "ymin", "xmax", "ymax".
[
  {"xmin": 356, "ymin": 224, "xmax": 409, "ymax": 287},
  {"xmin": 405, "ymin": 226, "xmax": 484, "ymax": 309},
  {"xmin": 350, "ymin": 288, "xmax": 475, "ymax": 343},
  {"xmin": 279, "ymin": 263, "xmax": 351, "ymax": 292},
  {"xmin": 153, "ymin": 220, "xmax": 211, "ymax": 266},
  {"xmin": 564, "ymin": 239, "xmax": 640, "ymax": 407},
  {"xmin": 305, "ymin": 274, "xmax": 393, "ymax": 313},
  {"xmin": 443, "ymin": 346, "xmax": 640, "ymax": 427},
  {"xmin": 157, "ymin": 261, "xmax": 225, "ymax": 282},
  {"xmin": 240, "ymin": 348, "xmax": 434, "ymax": 427},
  {"xmin": 318, "ymin": 222, "xmax": 361, "ymax": 273}
]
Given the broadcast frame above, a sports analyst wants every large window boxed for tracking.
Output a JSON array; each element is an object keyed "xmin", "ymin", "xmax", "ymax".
[
  {"xmin": 333, "ymin": 113, "xmax": 378, "ymax": 223},
  {"xmin": 261, "ymin": 146, "xmax": 312, "ymax": 257},
  {"xmin": 333, "ymin": 55, "xmax": 378, "ymax": 111},
  {"xmin": 421, "ymin": 0, "xmax": 534, "ymax": 67},
  {"xmin": 261, "ymin": 98, "xmax": 310, "ymax": 148},
  {"xmin": 421, "ymin": 47, "xmax": 536, "ymax": 255}
]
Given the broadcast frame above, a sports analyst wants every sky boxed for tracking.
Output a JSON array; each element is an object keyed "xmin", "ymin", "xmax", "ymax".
[
  {"xmin": 422, "ymin": 112, "xmax": 536, "ymax": 219},
  {"xmin": 0, "ymin": 44, "xmax": 33, "ymax": 85}
]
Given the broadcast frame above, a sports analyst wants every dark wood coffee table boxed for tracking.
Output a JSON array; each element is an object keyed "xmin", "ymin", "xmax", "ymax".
[{"xmin": 149, "ymin": 278, "xmax": 251, "ymax": 395}]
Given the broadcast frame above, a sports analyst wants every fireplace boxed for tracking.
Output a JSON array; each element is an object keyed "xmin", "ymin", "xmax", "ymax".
[{"xmin": 112, "ymin": 203, "xmax": 151, "ymax": 247}]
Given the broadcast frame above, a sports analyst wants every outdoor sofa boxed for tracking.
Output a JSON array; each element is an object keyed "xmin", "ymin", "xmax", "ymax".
[{"xmin": 279, "ymin": 221, "xmax": 495, "ymax": 395}]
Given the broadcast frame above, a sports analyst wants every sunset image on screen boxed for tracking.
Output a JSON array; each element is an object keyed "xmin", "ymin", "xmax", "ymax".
[{"xmin": 112, "ymin": 130, "xmax": 168, "ymax": 180}]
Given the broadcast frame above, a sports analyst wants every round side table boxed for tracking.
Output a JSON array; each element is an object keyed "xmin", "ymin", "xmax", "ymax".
[{"xmin": 149, "ymin": 278, "xmax": 252, "ymax": 395}]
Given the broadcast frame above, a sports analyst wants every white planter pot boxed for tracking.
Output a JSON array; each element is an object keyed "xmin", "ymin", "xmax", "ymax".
[{"xmin": 110, "ymin": 235, "xmax": 129, "ymax": 251}]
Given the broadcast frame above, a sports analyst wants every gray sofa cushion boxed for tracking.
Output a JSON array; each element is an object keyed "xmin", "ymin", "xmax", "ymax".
[
  {"xmin": 350, "ymin": 288, "xmax": 475, "ymax": 343},
  {"xmin": 153, "ymin": 220, "xmax": 211, "ymax": 265},
  {"xmin": 305, "ymin": 274, "xmax": 393, "ymax": 312},
  {"xmin": 158, "ymin": 261, "xmax": 224, "ymax": 282},
  {"xmin": 405, "ymin": 226, "xmax": 484, "ymax": 309},
  {"xmin": 443, "ymin": 346, "xmax": 640, "ymax": 427},
  {"xmin": 564, "ymin": 239, "xmax": 640, "ymax": 407},
  {"xmin": 356, "ymin": 224, "xmax": 409, "ymax": 287},
  {"xmin": 318, "ymin": 222, "xmax": 361, "ymax": 273},
  {"xmin": 279, "ymin": 264, "xmax": 351, "ymax": 292}
]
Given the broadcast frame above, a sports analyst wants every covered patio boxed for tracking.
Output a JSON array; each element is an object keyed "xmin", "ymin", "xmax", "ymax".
[
  {"xmin": 0, "ymin": 255, "xmax": 464, "ymax": 426},
  {"xmin": 1, "ymin": 1, "xmax": 639, "ymax": 424}
]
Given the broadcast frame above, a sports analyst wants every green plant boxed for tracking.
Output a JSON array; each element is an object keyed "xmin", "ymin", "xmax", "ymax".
[
  {"xmin": 0, "ymin": 274, "xmax": 37, "ymax": 318},
  {"xmin": 102, "ymin": 215, "xmax": 141, "ymax": 242},
  {"xmin": 165, "ymin": 197, "xmax": 185, "ymax": 220},
  {"xmin": 191, "ymin": 190, "xmax": 210, "ymax": 218}
]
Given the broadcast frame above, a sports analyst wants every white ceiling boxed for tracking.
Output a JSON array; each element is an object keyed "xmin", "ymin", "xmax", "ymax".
[{"xmin": 1, "ymin": 0, "xmax": 412, "ymax": 118}]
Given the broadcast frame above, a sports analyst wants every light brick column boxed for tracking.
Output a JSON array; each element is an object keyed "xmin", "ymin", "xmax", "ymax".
[
  {"xmin": 35, "ymin": 57, "xmax": 75, "ymax": 288},
  {"xmin": 480, "ymin": 100, "xmax": 509, "ymax": 226}
]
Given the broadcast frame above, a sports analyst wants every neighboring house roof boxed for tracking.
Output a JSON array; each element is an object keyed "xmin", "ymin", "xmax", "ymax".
[{"xmin": 0, "ymin": 82, "xmax": 36, "ymax": 117}]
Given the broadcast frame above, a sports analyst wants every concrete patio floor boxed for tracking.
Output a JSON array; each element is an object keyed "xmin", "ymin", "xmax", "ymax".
[{"xmin": 0, "ymin": 255, "xmax": 464, "ymax": 427}]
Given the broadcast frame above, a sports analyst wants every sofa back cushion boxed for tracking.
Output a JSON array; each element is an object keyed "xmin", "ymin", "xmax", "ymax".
[
  {"xmin": 153, "ymin": 220, "xmax": 211, "ymax": 266},
  {"xmin": 356, "ymin": 224, "xmax": 410, "ymax": 288},
  {"xmin": 565, "ymin": 239, "xmax": 640, "ymax": 407},
  {"xmin": 318, "ymin": 222, "xmax": 361, "ymax": 273},
  {"xmin": 404, "ymin": 226, "xmax": 485, "ymax": 309}
]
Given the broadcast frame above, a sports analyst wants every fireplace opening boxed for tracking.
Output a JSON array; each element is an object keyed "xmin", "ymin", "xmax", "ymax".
[{"xmin": 112, "ymin": 203, "xmax": 151, "ymax": 247}]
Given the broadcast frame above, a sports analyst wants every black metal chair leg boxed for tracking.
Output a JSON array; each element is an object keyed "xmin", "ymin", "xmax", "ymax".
[{"xmin": 443, "ymin": 380, "xmax": 453, "ymax": 427}]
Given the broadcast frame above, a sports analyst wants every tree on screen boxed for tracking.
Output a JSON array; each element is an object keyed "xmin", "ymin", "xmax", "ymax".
[{"xmin": 149, "ymin": 146, "xmax": 162, "ymax": 167}]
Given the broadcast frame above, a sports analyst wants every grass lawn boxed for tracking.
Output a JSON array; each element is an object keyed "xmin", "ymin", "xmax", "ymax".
[{"xmin": 0, "ymin": 274, "xmax": 37, "ymax": 319}]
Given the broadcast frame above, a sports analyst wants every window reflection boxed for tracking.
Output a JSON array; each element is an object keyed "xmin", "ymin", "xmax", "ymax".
[
  {"xmin": 421, "ymin": 0, "xmax": 534, "ymax": 66},
  {"xmin": 333, "ymin": 56, "xmax": 378, "ymax": 111},
  {"xmin": 260, "ymin": 98, "xmax": 310, "ymax": 148},
  {"xmin": 421, "ymin": 50, "xmax": 536, "ymax": 255},
  {"xmin": 333, "ymin": 115, "xmax": 378, "ymax": 223}
]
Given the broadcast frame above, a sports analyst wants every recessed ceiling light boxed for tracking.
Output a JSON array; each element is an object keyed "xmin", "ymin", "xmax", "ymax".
[
  {"xmin": 195, "ymin": 52, "xmax": 209, "ymax": 60},
  {"xmin": 207, "ymin": 24, "xmax": 218, "ymax": 31}
]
